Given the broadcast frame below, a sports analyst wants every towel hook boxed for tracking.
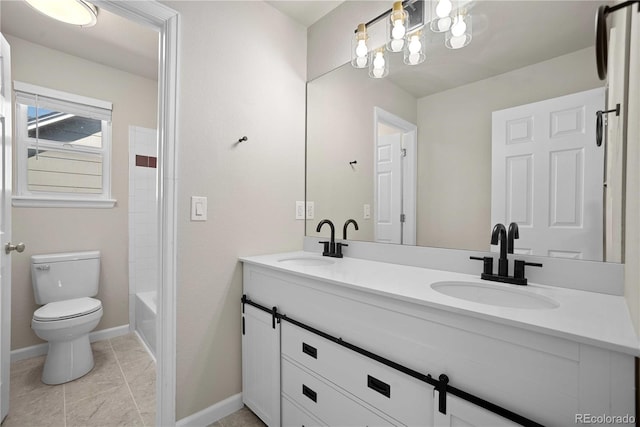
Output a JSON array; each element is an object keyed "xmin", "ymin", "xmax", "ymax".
[
  {"xmin": 596, "ymin": 103, "xmax": 620, "ymax": 147},
  {"xmin": 237, "ymin": 136, "xmax": 248, "ymax": 143}
]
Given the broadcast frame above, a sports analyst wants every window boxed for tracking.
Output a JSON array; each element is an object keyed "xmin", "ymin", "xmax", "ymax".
[{"xmin": 13, "ymin": 82, "xmax": 115, "ymax": 207}]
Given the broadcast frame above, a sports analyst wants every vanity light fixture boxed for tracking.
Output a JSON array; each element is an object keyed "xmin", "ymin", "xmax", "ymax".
[
  {"xmin": 351, "ymin": 23, "xmax": 370, "ymax": 68},
  {"xmin": 445, "ymin": 9, "xmax": 472, "ymax": 49},
  {"xmin": 24, "ymin": 0, "xmax": 98, "ymax": 27},
  {"xmin": 369, "ymin": 48, "xmax": 390, "ymax": 78},
  {"xmin": 387, "ymin": 1, "xmax": 409, "ymax": 52}
]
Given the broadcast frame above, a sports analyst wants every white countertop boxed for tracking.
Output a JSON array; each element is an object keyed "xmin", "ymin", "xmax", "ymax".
[{"xmin": 240, "ymin": 251, "xmax": 640, "ymax": 356}]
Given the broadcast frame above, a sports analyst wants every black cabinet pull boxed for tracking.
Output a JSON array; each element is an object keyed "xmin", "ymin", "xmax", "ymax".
[
  {"xmin": 302, "ymin": 384, "xmax": 317, "ymax": 403},
  {"xmin": 302, "ymin": 342, "xmax": 317, "ymax": 359},
  {"xmin": 367, "ymin": 375, "xmax": 391, "ymax": 398}
]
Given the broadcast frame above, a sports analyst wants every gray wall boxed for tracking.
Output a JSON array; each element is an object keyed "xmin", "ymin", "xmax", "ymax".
[
  {"xmin": 163, "ymin": 1, "xmax": 307, "ymax": 419},
  {"xmin": 8, "ymin": 35, "xmax": 158, "ymax": 350}
]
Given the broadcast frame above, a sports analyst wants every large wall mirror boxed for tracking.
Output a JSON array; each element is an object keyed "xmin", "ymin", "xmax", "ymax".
[{"xmin": 307, "ymin": 0, "xmax": 621, "ymax": 263}]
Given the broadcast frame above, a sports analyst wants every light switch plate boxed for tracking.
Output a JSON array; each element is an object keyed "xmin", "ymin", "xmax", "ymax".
[
  {"xmin": 306, "ymin": 201, "xmax": 315, "ymax": 220},
  {"xmin": 191, "ymin": 196, "xmax": 207, "ymax": 221},
  {"xmin": 364, "ymin": 204, "xmax": 371, "ymax": 219},
  {"xmin": 296, "ymin": 201, "xmax": 305, "ymax": 220}
]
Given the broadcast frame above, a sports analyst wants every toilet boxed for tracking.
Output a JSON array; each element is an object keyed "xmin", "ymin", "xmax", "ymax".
[{"xmin": 30, "ymin": 251, "xmax": 103, "ymax": 385}]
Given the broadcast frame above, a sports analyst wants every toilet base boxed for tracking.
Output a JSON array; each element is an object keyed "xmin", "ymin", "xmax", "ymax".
[{"xmin": 42, "ymin": 334, "xmax": 95, "ymax": 385}]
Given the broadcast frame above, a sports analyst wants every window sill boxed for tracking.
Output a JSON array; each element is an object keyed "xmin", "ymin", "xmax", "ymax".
[{"xmin": 12, "ymin": 196, "xmax": 117, "ymax": 209}]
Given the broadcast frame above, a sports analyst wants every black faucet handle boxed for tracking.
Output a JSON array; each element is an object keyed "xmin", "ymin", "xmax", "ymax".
[
  {"xmin": 513, "ymin": 260, "xmax": 543, "ymax": 279},
  {"xmin": 470, "ymin": 256, "xmax": 493, "ymax": 275},
  {"xmin": 335, "ymin": 242, "xmax": 348, "ymax": 258},
  {"xmin": 318, "ymin": 241, "xmax": 330, "ymax": 256}
]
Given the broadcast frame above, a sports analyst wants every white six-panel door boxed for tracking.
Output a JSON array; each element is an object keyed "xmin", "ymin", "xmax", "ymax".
[
  {"xmin": 491, "ymin": 88, "xmax": 605, "ymax": 260},
  {"xmin": 375, "ymin": 132, "xmax": 403, "ymax": 244}
]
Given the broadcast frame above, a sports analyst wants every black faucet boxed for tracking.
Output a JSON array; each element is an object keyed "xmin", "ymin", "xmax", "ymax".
[
  {"xmin": 317, "ymin": 219, "xmax": 341, "ymax": 258},
  {"xmin": 507, "ymin": 222, "xmax": 519, "ymax": 254},
  {"xmin": 491, "ymin": 223, "xmax": 508, "ymax": 276},
  {"xmin": 470, "ymin": 222, "xmax": 542, "ymax": 286},
  {"xmin": 343, "ymin": 219, "xmax": 359, "ymax": 240}
]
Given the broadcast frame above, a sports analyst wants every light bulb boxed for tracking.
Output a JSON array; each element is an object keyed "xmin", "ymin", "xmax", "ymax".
[
  {"xmin": 392, "ymin": 19, "xmax": 406, "ymax": 39},
  {"xmin": 373, "ymin": 52, "xmax": 385, "ymax": 69},
  {"xmin": 355, "ymin": 39, "xmax": 368, "ymax": 58},
  {"xmin": 451, "ymin": 15, "xmax": 467, "ymax": 37},
  {"xmin": 449, "ymin": 35, "xmax": 466, "ymax": 49},
  {"xmin": 356, "ymin": 56, "xmax": 367, "ymax": 67},
  {"xmin": 408, "ymin": 36, "xmax": 422, "ymax": 54},
  {"xmin": 437, "ymin": 16, "xmax": 452, "ymax": 31},
  {"xmin": 390, "ymin": 39, "xmax": 405, "ymax": 51},
  {"xmin": 408, "ymin": 53, "xmax": 421, "ymax": 65},
  {"xmin": 373, "ymin": 68, "xmax": 384, "ymax": 78},
  {"xmin": 435, "ymin": 0, "xmax": 452, "ymax": 18}
]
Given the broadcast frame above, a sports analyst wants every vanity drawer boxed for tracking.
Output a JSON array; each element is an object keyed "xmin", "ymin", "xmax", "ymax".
[
  {"xmin": 282, "ymin": 358, "xmax": 395, "ymax": 427},
  {"xmin": 281, "ymin": 322, "xmax": 433, "ymax": 426},
  {"xmin": 282, "ymin": 394, "xmax": 325, "ymax": 427}
]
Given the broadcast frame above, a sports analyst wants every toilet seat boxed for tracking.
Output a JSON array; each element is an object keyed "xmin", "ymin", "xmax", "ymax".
[{"xmin": 33, "ymin": 297, "xmax": 102, "ymax": 321}]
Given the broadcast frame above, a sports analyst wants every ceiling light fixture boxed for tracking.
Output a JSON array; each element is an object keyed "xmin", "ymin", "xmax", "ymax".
[
  {"xmin": 351, "ymin": 0, "xmax": 472, "ymax": 78},
  {"xmin": 24, "ymin": 0, "xmax": 98, "ymax": 27}
]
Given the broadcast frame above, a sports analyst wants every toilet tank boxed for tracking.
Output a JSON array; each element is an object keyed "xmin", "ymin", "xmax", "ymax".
[{"xmin": 31, "ymin": 251, "xmax": 100, "ymax": 305}]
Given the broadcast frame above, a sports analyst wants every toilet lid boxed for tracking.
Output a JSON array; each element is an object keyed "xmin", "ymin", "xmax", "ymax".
[{"xmin": 33, "ymin": 297, "xmax": 102, "ymax": 321}]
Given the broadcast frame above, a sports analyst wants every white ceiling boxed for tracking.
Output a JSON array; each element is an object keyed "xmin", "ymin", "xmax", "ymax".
[
  {"xmin": 1, "ymin": 1, "xmax": 159, "ymax": 81},
  {"xmin": 266, "ymin": 1, "xmax": 344, "ymax": 27}
]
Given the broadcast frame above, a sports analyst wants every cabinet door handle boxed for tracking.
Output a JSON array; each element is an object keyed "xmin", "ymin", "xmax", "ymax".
[
  {"xmin": 302, "ymin": 342, "xmax": 317, "ymax": 359},
  {"xmin": 302, "ymin": 384, "xmax": 317, "ymax": 403},
  {"xmin": 367, "ymin": 375, "xmax": 391, "ymax": 398}
]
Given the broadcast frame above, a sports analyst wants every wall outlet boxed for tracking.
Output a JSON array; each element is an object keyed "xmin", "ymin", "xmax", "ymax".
[
  {"xmin": 363, "ymin": 204, "xmax": 371, "ymax": 219},
  {"xmin": 296, "ymin": 201, "xmax": 305, "ymax": 220},
  {"xmin": 306, "ymin": 201, "xmax": 315, "ymax": 220}
]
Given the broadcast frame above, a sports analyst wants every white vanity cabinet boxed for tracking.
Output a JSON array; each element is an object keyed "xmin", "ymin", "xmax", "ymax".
[
  {"xmin": 241, "ymin": 257, "xmax": 637, "ymax": 427},
  {"xmin": 241, "ymin": 303, "xmax": 281, "ymax": 427}
]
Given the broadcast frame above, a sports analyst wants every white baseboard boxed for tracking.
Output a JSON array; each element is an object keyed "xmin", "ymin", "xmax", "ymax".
[
  {"xmin": 10, "ymin": 324, "xmax": 130, "ymax": 362},
  {"xmin": 176, "ymin": 393, "xmax": 243, "ymax": 427}
]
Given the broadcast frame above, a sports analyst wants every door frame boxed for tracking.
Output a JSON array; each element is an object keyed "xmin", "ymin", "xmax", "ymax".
[
  {"xmin": 93, "ymin": 1, "xmax": 178, "ymax": 425},
  {"xmin": 373, "ymin": 107, "xmax": 418, "ymax": 245}
]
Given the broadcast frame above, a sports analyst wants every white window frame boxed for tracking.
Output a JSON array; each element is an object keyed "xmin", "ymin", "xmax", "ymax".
[{"xmin": 12, "ymin": 81, "xmax": 116, "ymax": 208}]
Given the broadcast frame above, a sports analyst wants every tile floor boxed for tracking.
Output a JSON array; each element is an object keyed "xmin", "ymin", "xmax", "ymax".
[
  {"xmin": 208, "ymin": 406, "xmax": 266, "ymax": 427},
  {"xmin": 2, "ymin": 333, "xmax": 155, "ymax": 427}
]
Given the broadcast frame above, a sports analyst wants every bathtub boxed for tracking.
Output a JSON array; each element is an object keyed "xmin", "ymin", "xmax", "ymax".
[{"xmin": 135, "ymin": 291, "xmax": 156, "ymax": 357}]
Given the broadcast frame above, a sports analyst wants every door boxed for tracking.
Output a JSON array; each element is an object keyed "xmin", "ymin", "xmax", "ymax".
[
  {"xmin": 433, "ymin": 393, "xmax": 520, "ymax": 426},
  {"xmin": 241, "ymin": 303, "xmax": 280, "ymax": 427},
  {"xmin": 0, "ymin": 33, "xmax": 12, "ymax": 422},
  {"xmin": 373, "ymin": 107, "xmax": 417, "ymax": 245},
  {"xmin": 491, "ymin": 88, "xmax": 605, "ymax": 260},
  {"xmin": 375, "ymin": 131, "xmax": 403, "ymax": 244}
]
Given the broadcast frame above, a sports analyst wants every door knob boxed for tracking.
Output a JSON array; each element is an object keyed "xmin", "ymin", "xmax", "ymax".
[{"xmin": 5, "ymin": 242, "xmax": 25, "ymax": 254}]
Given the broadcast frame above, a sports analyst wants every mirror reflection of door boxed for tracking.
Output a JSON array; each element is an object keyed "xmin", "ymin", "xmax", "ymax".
[
  {"xmin": 374, "ymin": 107, "xmax": 417, "ymax": 245},
  {"xmin": 491, "ymin": 88, "xmax": 605, "ymax": 260}
]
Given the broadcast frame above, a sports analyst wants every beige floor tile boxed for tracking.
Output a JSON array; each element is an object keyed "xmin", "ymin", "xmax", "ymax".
[
  {"xmin": 219, "ymin": 407, "xmax": 266, "ymax": 427},
  {"xmin": 8, "ymin": 384, "xmax": 64, "ymax": 419},
  {"xmin": 1, "ymin": 406, "xmax": 65, "ymax": 427},
  {"xmin": 111, "ymin": 334, "xmax": 149, "ymax": 365},
  {"xmin": 64, "ymin": 349, "xmax": 127, "ymax": 405},
  {"xmin": 140, "ymin": 410, "xmax": 156, "ymax": 427},
  {"xmin": 10, "ymin": 355, "xmax": 46, "ymax": 375},
  {"xmin": 65, "ymin": 384, "xmax": 143, "ymax": 427},
  {"xmin": 119, "ymin": 350, "xmax": 156, "ymax": 414},
  {"xmin": 206, "ymin": 422, "xmax": 223, "ymax": 427},
  {"xmin": 9, "ymin": 359, "xmax": 61, "ymax": 399}
]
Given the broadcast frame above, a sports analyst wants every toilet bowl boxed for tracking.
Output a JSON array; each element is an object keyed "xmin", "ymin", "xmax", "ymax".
[
  {"xmin": 31, "ymin": 297, "xmax": 103, "ymax": 384},
  {"xmin": 30, "ymin": 251, "xmax": 102, "ymax": 385}
]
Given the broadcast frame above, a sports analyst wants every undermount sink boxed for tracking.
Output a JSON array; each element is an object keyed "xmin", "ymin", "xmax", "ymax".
[
  {"xmin": 431, "ymin": 281, "xmax": 559, "ymax": 310},
  {"xmin": 277, "ymin": 257, "xmax": 335, "ymax": 267}
]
